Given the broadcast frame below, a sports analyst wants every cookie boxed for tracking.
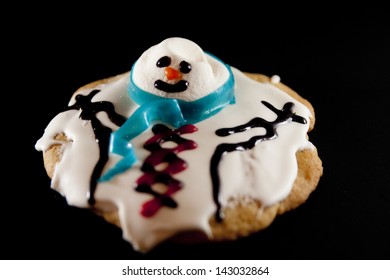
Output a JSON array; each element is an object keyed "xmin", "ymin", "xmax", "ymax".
[{"xmin": 35, "ymin": 37, "xmax": 323, "ymax": 253}]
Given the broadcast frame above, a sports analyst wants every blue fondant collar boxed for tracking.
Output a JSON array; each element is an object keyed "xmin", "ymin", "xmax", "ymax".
[{"xmin": 100, "ymin": 53, "xmax": 235, "ymax": 181}]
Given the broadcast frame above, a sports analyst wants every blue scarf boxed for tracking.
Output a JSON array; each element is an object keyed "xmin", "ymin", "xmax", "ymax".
[{"xmin": 99, "ymin": 55, "xmax": 235, "ymax": 181}]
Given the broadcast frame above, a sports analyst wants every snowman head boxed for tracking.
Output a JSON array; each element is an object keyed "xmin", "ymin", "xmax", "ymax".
[{"xmin": 130, "ymin": 37, "xmax": 231, "ymax": 102}]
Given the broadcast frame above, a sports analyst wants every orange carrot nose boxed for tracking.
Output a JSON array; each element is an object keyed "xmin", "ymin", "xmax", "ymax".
[{"xmin": 165, "ymin": 67, "xmax": 182, "ymax": 80}]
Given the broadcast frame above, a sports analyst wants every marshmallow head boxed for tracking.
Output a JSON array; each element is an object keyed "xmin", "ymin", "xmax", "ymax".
[{"xmin": 131, "ymin": 37, "xmax": 230, "ymax": 102}]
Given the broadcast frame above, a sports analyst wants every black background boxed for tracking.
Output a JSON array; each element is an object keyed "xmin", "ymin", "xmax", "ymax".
[{"xmin": 6, "ymin": 5, "xmax": 390, "ymax": 260}]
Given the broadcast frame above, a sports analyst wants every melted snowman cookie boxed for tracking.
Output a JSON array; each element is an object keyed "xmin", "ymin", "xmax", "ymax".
[{"xmin": 36, "ymin": 37, "xmax": 323, "ymax": 253}]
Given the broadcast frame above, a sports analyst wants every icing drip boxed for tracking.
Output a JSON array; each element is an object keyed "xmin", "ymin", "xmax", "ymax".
[
  {"xmin": 136, "ymin": 124, "xmax": 198, "ymax": 217},
  {"xmin": 211, "ymin": 101, "xmax": 307, "ymax": 221},
  {"xmin": 64, "ymin": 89, "xmax": 127, "ymax": 204}
]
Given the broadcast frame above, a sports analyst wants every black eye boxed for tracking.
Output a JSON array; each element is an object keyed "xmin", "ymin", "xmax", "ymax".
[
  {"xmin": 156, "ymin": 56, "xmax": 171, "ymax": 68},
  {"xmin": 179, "ymin": 61, "xmax": 191, "ymax": 74}
]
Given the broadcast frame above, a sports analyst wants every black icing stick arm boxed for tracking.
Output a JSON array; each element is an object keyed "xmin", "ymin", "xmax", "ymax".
[
  {"xmin": 211, "ymin": 101, "xmax": 307, "ymax": 222},
  {"xmin": 62, "ymin": 89, "xmax": 127, "ymax": 205}
]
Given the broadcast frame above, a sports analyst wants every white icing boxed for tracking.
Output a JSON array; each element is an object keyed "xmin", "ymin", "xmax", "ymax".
[
  {"xmin": 132, "ymin": 37, "xmax": 230, "ymax": 102},
  {"xmin": 35, "ymin": 42, "xmax": 314, "ymax": 253}
]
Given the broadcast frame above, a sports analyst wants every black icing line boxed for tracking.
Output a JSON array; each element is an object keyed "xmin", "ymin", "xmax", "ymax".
[{"xmin": 154, "ymin": 79, "xmax": 189, "ymax": 93}]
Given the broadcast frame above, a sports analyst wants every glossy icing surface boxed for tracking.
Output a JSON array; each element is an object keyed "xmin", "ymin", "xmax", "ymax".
[{"xmin": 35, "ymin": 38, "xmax": 314, "ymax": 252}]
